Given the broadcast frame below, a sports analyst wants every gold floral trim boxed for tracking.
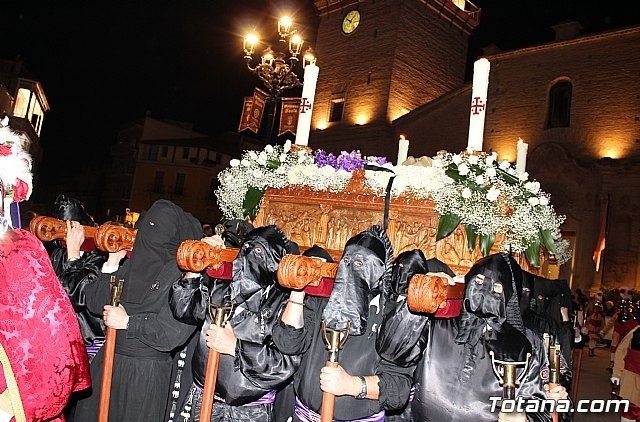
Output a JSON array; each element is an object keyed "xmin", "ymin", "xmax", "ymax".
[{"xmin": 0, "ymin": 341, "xmax": 25, "ymax": 422}]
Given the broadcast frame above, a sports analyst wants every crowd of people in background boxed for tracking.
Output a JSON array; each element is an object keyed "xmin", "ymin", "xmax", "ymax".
[{"xmin": 6, "ymin": 189, "xmax": 640, "ymax": 422}]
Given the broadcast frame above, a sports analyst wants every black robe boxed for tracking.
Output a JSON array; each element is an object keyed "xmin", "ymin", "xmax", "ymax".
[
  {"xmin": 169, "ymin": 276, "xmax": 299, "ymax": 407},
  {"xmin": 49, "ymin": 244, "xmax": 106, "ymax": 354},
  {"xmin": 272, "ymin": 295, "xmax": 415, "ymax": 421},
  {"xmin": 376, "ymin": 253, "xmax": 571, "ymax": 422},
  {"xmin": 72, "ymin": 199, "xmax": 203, "ymax": 422}
]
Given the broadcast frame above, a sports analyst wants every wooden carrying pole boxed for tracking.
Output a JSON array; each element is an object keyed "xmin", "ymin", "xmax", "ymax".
[
  {"xmin": 29, "ymin": 215, "xmax": 136, "ymax": 252},
  {"xmin": 199, "ymin": 306, "xmax": 232, "ymax": 422},
  {"xmin": 98, "ymin": 276, "xmax": 124, "ymax": 422}
]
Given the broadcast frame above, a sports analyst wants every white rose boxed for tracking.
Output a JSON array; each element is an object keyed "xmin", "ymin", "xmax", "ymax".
[
  {"xmin": 280, "ymin": 153, "xmax": 288, "ymax": 162},
  {"xmin": 525, "ymin": 181, "xmax": 540, "ymax": 194},
  {"xmin": 539, "ymin": 196, "xmax": 549, "ymax": 206},
  {"xmin": 284, "ymin": 140, "xmax": 292, "ymax": 152},
  {"xmin": 468, "ymin": 155, "xmax": 479, "ymax": 165},
  {"xmin": 265, "ymin": 144, "xmax": 274, "ymax": 153},
  {"xmin": 452, "ymin": 154, "xmax": 462, "ymax": 165},
  {"xmin": 458, "ymin": 163, "xmax": 470, "ymax": 176},
  {"xmin": 241, "ymin": 159, "xmax": 251, "ymax": 167},
  {"xmin": 248, "ymin": 151, "xmax": 258, "ymax": 160},
  {"xmin": 485, "ymin": 154, "xmax": 496, "ymax": 165},
  {"xmin": 462, "ymin": 187, "xmax": 472, "ymax": 199},
  {"xmin": 297, "ymin": 150, "xmax": 307, "ymax": 163},
  {"xmin": 252, "ymin": 169, "xmax": 263, "ymax": 178},
  {"xmin": 475, "ymin": 174, "xmax": 485, "ymax": 185},
  {"xmin": 528, "ymin": 196, "xmax": 540, "ymax": 206},
  {"xmin": 518, "ymin": 171, "xmax": 529, "ymax": 181},
  {"xmin": 485, "ymin": 167, "xmax": 496, "ymax": 178},
  {"xmin": 230, "ymin": 159, "xmax": 240, "ymax": 167},
  {"xmin": 486, "ymin": 187, "xmax": 500, "ymax": 201},
  {"xmin": 499, "ymin": 160, "xmax": 510, "ymax": 170}
]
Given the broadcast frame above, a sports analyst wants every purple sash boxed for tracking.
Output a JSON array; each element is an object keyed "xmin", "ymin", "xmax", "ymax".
[
  {"xmin": 294, "ymin": 396, "xmax": 385, "ymax": 422},
  {"xmin": 193, "ymin": 380, "xmax": 275, "ymax": 406},
  {"xmin": 86, "ymin": 338, "xmax": 105, "ymax": 359}
]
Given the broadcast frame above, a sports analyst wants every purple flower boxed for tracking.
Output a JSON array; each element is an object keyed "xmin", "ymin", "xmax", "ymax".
[
  {"xmin": 314, "ymin": 149, "xmax": 388, "ymax": 172},
  {"xmin": 314, "ymin": 149, "xmax": 338, "ymax": 168},
  {"xmin": 336, "ymin": 150, "xmax": 365, "ymax": 171},
  {"xmin": 368, "ymin": 156, "xmax": 389, "ymax": 166}
]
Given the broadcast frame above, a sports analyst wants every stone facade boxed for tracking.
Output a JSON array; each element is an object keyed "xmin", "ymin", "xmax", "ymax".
[
  {"xmin": 305, "ymin": 0, "xmax": 640, "ymax": 291},
  {"xmin": 393, "ymin": 27, "xmax": 640, "ymax": 292},
  {"xmin": 310, "ymin": 0, "xmax": 476, "ymax": 159}
]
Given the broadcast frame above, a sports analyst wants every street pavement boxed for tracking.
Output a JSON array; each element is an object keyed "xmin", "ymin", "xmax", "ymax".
[{"xmin": 572, "ymin": 344, "xmax": 621, "ymax": 421}]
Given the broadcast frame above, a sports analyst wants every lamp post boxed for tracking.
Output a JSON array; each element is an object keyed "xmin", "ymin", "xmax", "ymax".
[{"xmin": 243, "ymin": 16, "xmax": 316, "ymax": 143}]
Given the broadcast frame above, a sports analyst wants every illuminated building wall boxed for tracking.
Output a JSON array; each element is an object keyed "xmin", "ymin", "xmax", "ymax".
[
  {"xmin": 393, "ymin": 26, "xmax": 640, "ymax": 291},
  {"xmin": 309, "ymin": 0, "xmax": 477, "ymax": 159}
]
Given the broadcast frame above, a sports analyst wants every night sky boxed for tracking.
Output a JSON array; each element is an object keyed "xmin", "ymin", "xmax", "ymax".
[{"xmin": 2, "ymin": 0, "xmax": 639, "ymax": 177}]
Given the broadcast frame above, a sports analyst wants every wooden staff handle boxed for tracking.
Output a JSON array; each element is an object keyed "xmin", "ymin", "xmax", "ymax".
[
  {"xmin": 199, "ymin": 306, "xmax": 231, "ymax": 422},
  {"xmin": 549, "ymin": 383, "xmax": 560, "ymax": 422},
  {"xmin": 277, "ymin": 254, "xmax": 338, "ymax": 290},
  {"xmin": 98, "ymin": 326, "xmax": 117, "ymax": 422},
  {"xmin": 29, "ymin": 215, "xmax": 136, "ymax": 252},
  {"xmin": 199, "ymin": 350, "xmax": 221, "ymax": 422},
  {"xmin": 407, "ymin": 274, "xmax": 463, "ymax": 314},
  {"xmin": 98, "ymin": 277, "xmax": 124, "ymax": 422},
  {"xmin": 320, "ymin": 360, "xmax": 339, "ymax": 422}
]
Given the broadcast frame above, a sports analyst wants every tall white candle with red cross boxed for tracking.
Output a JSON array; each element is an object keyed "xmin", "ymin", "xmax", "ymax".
[
  {"xmin": 467, "ymin": 58, "xmax": 491, "ymax": 152},
  {"xmin": 295, "ymin": 64, "xmax": 319, "ymax": 146}
]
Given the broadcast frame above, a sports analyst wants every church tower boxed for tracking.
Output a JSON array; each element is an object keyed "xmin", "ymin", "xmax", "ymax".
[{"xmin": 309, "ymin": 0, "xmax": 480, "ymax": 160}]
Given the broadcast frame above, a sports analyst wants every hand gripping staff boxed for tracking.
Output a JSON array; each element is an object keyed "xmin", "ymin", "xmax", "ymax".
[
  {"xmin": 199, "ymin": 302, "xmax": 234, "ymax": 422},
  {"xmin": 320, "ymin": 320, "xmax": 350, "ymax": 422},
  {"xmin": 98, "ymin": 276, "xmax": 124, "ymax": 422}
]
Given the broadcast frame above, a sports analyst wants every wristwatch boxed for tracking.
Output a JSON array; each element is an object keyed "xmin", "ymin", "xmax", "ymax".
[{"xmin": 355, "ymin": 376, "xmax": 367, "ymax": 399}]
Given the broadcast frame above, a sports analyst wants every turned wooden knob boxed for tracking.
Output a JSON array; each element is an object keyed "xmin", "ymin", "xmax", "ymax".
[
  {"xmin": 407, "ymin": 274, "xmax": 450, "ymax": 314},
  {"xmin": 176, "ymin": 240, "xmax": 240, "ymax": 272},
  {"xmin": 29, "ymin": 215, "xmax": 97, "ymax": 241},
  {"xmin": 94, "ymin": 224, "xmax": 136, "ymax": 252},
  {"xmin": 277, "ymin": 254, "xmax": 338, "ymax": 290}
]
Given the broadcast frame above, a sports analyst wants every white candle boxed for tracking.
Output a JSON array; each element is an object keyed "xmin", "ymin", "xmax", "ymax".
[
  {"xmin": 397, "ymin": 136, "xmax": 409, "ymax": 165},
  {"xmin": 467, "ymin": 58, "xmax": 491, "ymax": 152},
  {"xmin": 516, "ymin": 138, "xmax": 528, "ymax": 174},
  {"xmin": 294, "ymin": 64, "xmax": 319, "ymax": 146}
]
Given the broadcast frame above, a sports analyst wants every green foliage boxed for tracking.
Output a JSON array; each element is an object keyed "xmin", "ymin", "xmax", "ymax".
[
  {"xmin": 437, "ymin": 213, "xmax": 461, "ymax": 241},
  {"xmin": 242, "ymin": 186, "xmax": 265, "ymax": 221}
]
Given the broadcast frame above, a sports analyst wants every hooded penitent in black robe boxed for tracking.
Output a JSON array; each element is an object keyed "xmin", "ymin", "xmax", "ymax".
[
  {"xmin": 72, "ymin": 199, "xmax": 203, "ymax": 422},
  {"xmin": 377, "ymin": 252, "xmax": 570, "ymax": 422},
  {"xmin": 272, "ymin": 226, "xmax": 415, "ymax": 422},
  {"xmin": 47, "ymin": 194, "xmax": 107, "ymax": 361},
  {"xmin": 169, "ymin": 225, "xmax": 301, "ymax": 422}
]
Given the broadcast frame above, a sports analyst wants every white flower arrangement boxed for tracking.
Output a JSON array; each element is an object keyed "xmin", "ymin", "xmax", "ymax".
[{"xmin": 216, "ymin": 143, "xmax": 568, "ymax": 267}]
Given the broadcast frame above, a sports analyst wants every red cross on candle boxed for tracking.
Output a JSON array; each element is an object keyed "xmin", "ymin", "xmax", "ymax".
[
  {"xmin": 299, "ymin": 98, "xmax": 313, "ymax": 113},
  {"xmin": 470, "ymin": 97, "xmax": 485, "ymax": 115}
]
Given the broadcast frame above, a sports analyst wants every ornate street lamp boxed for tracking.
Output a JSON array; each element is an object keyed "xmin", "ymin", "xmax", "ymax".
[{"xmin": 243, "ymin": 16, "xmax": 316, "ymax": 142}]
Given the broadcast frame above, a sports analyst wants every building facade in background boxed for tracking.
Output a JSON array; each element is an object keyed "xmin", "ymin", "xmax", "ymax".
[
  {"xmin": 0, "ymin": 57, "xmax": 49, "ymax": 188},
  {"xmin": 304, "ymin": 0, "xmax": 640, "ymax": 292}
]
